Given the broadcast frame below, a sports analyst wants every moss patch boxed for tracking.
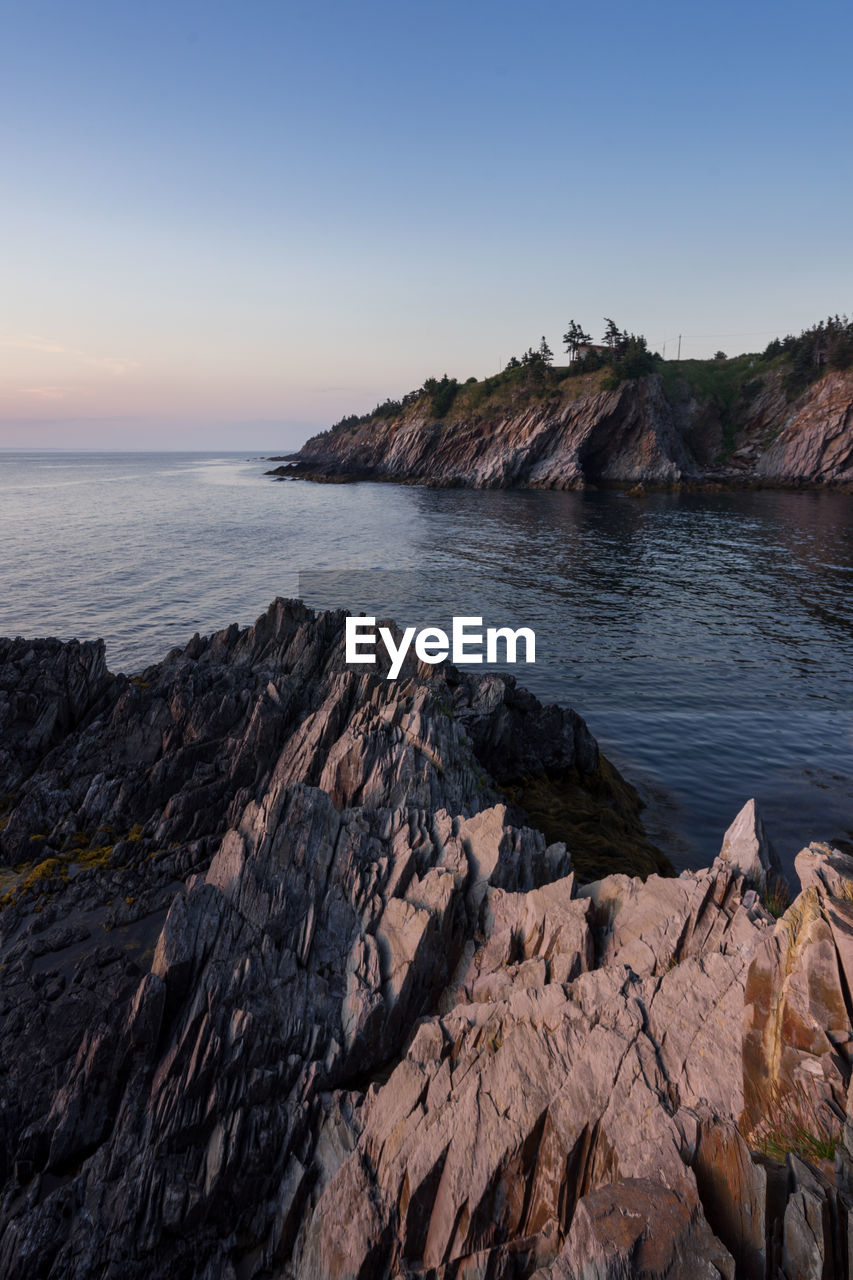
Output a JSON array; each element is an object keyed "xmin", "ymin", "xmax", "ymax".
[
  {"xmin": 74, "ymin": 843, "xmax": 116, "ymax": 869},
  {"xmin": 0, "ymin": 856, "xmax": 69, "ymax": 909},
  {"xmin": 66, "ymin": 824, "xmax": 118, "ymax": 869},
  {"xmin": 504, "ymin": 756, "xmax": 673, "ymax": 881}
]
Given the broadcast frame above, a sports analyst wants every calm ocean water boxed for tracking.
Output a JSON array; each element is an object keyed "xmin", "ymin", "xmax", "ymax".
[{"xmin": 2, "ymin": 450, "xmax": 851, "ymax": 876}]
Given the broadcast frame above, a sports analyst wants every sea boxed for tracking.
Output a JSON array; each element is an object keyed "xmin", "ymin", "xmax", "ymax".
[{"xmin": 2, "ymin": 449, "xmax": 852, "ymax": 878}]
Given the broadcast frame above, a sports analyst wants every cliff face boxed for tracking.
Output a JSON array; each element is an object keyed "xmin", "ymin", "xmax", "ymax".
[
  {"xmin": 287, "ymin": 367, "xmax": 853, "ymax": 490},
  {"xmin": 754, "ymin": 370, "xmax": 853, "ymax": 484},
  {"xmin": 2, "ymin": 603, "xmax": 853, "ymax": 1278}
]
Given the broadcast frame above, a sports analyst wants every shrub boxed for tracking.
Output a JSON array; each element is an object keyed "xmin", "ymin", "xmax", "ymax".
[
  {"xmin": 764, "ymin": 874, "xmax": 791, "ymax": 918},
  {"xmin": 781, "ymin": 315, "xmax": 853, "ymax": 393},
  {"xmin": 423, "ymin": 374, "xmax": 460, "ymax": 419}
]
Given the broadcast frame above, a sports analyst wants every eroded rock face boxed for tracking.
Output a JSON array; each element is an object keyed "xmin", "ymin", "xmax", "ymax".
[
  {"xmin": 0, "ymin": 637, "xmax": 111, "ymax": 793},
  {"xmin": 537, "ymin": 1179, "xmax": 736, "ymax": 1280},
  {"xmin": 288, "ymin": 368, "xmax": 853, "ymax": 490},
  {"xmin": 291, "ymin": 377, "xmax": 695, "ymax": 490},
  {"xmin": 293, "ymin": 857, "xmax": 766, "ymax": 1279},
  {"xmin": 743, "ymin": 842, "xmax": 853, "ymax": 1133},
  {"xmin": 1, "ymin": 609, "xmax": 852, "ymax": 1279},
  {"xmin": 755, "ymin": 370, "xmax": 853, "ymax": 486}
]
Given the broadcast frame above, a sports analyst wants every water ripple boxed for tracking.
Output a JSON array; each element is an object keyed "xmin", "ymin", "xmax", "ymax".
[{"xmin": 1, "ymin": 452, "xmax": 851, "ymax": 875}]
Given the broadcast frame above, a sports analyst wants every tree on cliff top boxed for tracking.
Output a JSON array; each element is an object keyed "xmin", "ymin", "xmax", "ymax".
[
  {"xmin": 422, "ymin": 374, "xmax": 460, "ymax": 418},
  {"xmin": 603, "ymin": 318, "xmax": 624, "ymax": 350},
  {"xmin": 766, "ymin": 315, "xmax": 853, "ymax": 392},
  {"xmin": 563, "ymin": 320, "xmax": 591, "ymax": 362},
  {"xmin": 602, "ymin": 333, "xmax": 659, "ymax": 386}
]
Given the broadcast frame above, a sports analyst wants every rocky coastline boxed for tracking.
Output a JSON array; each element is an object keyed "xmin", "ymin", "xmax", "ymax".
[
  {"xmin": 274, "ymin": 367, "xmax": 853, "ymax": 492},
  {"xmin": 1, "ymin": 600, "xmax": 852, "ymax": 1278}
]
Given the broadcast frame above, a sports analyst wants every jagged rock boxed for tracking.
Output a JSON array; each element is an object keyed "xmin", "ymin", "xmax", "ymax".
[
  {"xmin": 291, "ymin": 872, "xmax": 767, "ymax": 1276},
  {"xmin": 536, "ymin": 1179, "xmax": 734, "ymax": 1279},
  {"xmin": 689, "ymin": 1111, "xmax": 767, "ymax": 1280},
  {"xmin": 1, "ymin": 604, "xmax": 853, "ymax": 1278},
  {"xmin": 713, "ymin": 797, "xmax": 781, "ymax": 892},
  {"xmin": 755, "ymin": 370, "xmax": 853, "ymax": 486},
  {"xmin": 0, "ymin": 601, "xmax": 603, "ymax": 872},
  {"xmin": 578, "ymin": 858, "xmax": 770, "ymax": 978},
  {"xmin": 742, "ymin": 849, "xmax": 853, "ymax": 1133},
  {"xmin": 292, "ymin": 376, "xmax": 694, "ymax": 490},
  {"xmin": 781, "ymin": 1153, "xmax": 845, "ymax": 1279},
  {"xmin": 289, "ymin": 367, "xmax": 853, "ymax": 490},
  {"xmin": 796, "ymin": 842, "xmax": 853, "ymax": 897},
  {"xmin": 441, "ymin": 874, "xmax": 591, "ymax": 1008},
  {"xmin": 0, "ymin": 637, "xmax": 111, "ymax": 793}
]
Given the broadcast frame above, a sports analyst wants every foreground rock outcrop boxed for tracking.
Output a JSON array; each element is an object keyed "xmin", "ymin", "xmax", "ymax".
[
  {"xmin": 1, "ymin": 602, "xmax": 852, "ymax": 1279},
  {"xmin": 281, "ymin": 367, "xmax": 853, "ymax": 490}
]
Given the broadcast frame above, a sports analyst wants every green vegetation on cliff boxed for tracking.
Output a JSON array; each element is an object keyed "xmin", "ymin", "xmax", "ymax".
[{"xmin": 305, "ymin": 315, "xmax": 853, "ymax": 455}]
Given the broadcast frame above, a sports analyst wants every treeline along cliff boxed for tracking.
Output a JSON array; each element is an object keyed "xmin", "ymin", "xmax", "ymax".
[{"xmin": 279, "ymin": 320, "xmax": 853, "ymax": 490}]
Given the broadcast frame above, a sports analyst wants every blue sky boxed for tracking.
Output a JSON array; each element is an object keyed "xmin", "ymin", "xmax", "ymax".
[{"xmin": 1, "ymin": 0, "xmax": 850, "ymax": 448}]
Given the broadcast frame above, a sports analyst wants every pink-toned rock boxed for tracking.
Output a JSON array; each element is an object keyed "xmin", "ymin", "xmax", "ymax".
[
  {"xmin": 292, "ymin": 942, "xmax": 755, "ymax": 1277},
  {"xmin": 580, "ymin": 859, "xmax": 771, "ymax": 978},
  {"xmin": 689, "ymin": 1111, "xmax": 767, "ymax": 1280},
  {"xmin": 755, "ymin": 369, "xmax": 853, "ymax": 486},
  {"xmin": 781, "ymin": 1153, "xmax": 845, "ymax": 1280},
  {"xmin": 293, "ymin": 366, "xmax": 853, "ymax": 490},
  {"xmin": 743, "ymin": 877, "xmax": 853, "ymax": 1132},
  {"xmin": 538, "ymin": 1179, "xmax": 734, "ymax": 1279},
  {"xmin": 795, "ymin": 841, "xmax": 853, "ymax": 897},
  {"xmin": 714, "ymin": 798, "xmax": 781, "ymax": 893}
]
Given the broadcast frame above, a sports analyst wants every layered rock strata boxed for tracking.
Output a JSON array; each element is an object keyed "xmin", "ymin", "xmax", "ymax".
[
  {"xmin": 282, "ymin": 368, "xmax": 853, "ymax": 490},
  {"xmin": 0, "ymin": 602, "xmax": 851, "ymax": 1279}
]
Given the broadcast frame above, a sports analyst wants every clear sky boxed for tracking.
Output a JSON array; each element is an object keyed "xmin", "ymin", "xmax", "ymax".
[{"xmin": 1, "ymin": 0, "xmax": 851, "ymax": 450}]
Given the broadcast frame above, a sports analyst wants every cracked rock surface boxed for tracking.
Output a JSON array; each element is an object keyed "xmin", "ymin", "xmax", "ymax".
[
  {"xmin": 287, "ymin": 368, "xmax": 853, "ymax": 490},
  {"xmin": 1, "ymin": 602, "xmax": 852, "ymax": 1278}
]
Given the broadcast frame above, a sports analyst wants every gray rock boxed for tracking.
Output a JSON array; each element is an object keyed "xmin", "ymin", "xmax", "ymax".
[{"xmin": 1, "ymin": 603, "xmax": 852, "ymax": 1279}]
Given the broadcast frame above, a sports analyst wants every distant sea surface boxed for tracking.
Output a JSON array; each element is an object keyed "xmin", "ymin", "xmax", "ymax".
[{"xmin": 2, "ymin": 449, "xmax": 852, "ymax": 877}]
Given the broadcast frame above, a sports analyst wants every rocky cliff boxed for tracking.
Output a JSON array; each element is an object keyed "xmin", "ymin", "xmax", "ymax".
[
  {"xmin": 1, "ymin": 602, "xmax": 852, "ymax": 1279},
  {"xmin": 282, "ymin": 366, "xmax": 853, "ymax": 490}
]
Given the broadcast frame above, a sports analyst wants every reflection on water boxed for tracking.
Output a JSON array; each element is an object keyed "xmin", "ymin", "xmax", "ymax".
[{"xmin": 1, "ymin": 451, "xmax": 851, "ymax": 876}]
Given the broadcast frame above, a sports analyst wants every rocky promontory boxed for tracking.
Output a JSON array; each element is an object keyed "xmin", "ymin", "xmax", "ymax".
[
  {"xmin": 1, "ymin": 601, "xmax": 852, "ymax": 1278},
  {"xmin": 279, "ymin": 363, "xmax": 853, "ymax": 491}
]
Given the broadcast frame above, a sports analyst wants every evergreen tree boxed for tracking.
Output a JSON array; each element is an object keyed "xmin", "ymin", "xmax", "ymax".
[
  {"xmin": 603, "ymin": 317, "xmax": 622, "ymax": 350},
  {"xmin": 562, "ymin": 320, "xmax": 591, "ymax": 362},
  {"xmin": 539, "ymin": 336, "xmax": 553, "ymax": 365}
]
